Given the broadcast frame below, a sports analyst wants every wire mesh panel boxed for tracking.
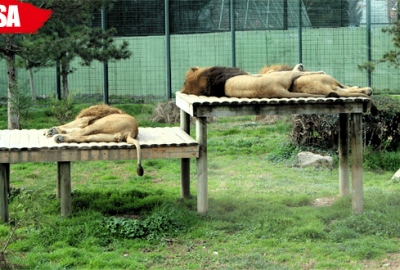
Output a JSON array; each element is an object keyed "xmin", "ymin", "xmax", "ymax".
[
  {"xmin": 301, "ymin": 1, "xmax": 368, "ymax": 88},
  {"xmin": 369, "ymin": 0, "xmax": 400, "ymax": 92},
  {"xmin": 108, "ymin": 36, "xmax": 167, "ymax": 103},
  {"xmin": 371, "ymin": 25, "xmax": 400, "ymax": 91},
  {"xmin": 66, "ymin": 60, "xmax": 104, "ymax": 103},
  {"xmin": 170, "ymin": 0, "xmax": 233, "ymax": 94},
  {"xmin": 0, "ymin": 63, "xmax": 57, "ymax": 103}
]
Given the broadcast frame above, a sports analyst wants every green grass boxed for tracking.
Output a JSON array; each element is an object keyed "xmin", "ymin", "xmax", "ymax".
[{"xmin": 1, "ymin": 105, "xmax": 400, "ymax": 269}]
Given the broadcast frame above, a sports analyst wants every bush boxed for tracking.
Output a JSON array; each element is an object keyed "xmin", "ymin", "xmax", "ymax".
[
  {"xmin": 48, "ymin": 94, "xmax": 75, "ymax": 125},
  {"xmin": 102, "ymin": 203, "xmax": 198, "ymax": 240},
  {"xmin": 364, "ymin": 95, "xmax": 400, "ymax": 151},
  {"xmin": 290, "ymin": 114, "xmax": 338, "ymax": 149},
  {"xmin": 291, "ymin": 95, "xmax": 400, "ymax": 152}
]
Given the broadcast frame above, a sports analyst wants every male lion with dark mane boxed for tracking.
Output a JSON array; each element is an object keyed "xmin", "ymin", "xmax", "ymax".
[
  {"xmin": 181, "ymin": 64, "xmax": 326, "ymax": 98},
  {"xmin": 44, "ymin": 104, "xmax": 143, "ymax": 176},
  {"xmin": 259, "ymin": 64, "xmax": 378, "ymax": 115}
]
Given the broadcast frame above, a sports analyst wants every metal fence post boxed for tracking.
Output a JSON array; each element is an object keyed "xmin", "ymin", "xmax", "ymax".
[
  {"xmin": 230, "ymin": 0, "xmax": 236, "ymax": 67},
  {"xmin": 101, "ymin": 5, "xmax": 109, "ymax": 104},
  {"xmin": 165, "ymin": 0, "xmax": 172, "ymax": 100},
  {"xmin": 298, "ymin": 0, "xmax": 302, "ymax": 64},
  {"xmin": 283, "ymin": 0, "xmax": 288, "ymax": 30},
  {"xmin": 366, "ymin": 0, "xmax": 371, "ymax": 88}
]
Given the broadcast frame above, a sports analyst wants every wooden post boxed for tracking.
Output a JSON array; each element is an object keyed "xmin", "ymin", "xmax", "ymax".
[
  {"xmin": 180, "ymin": 110, "xmax": 191, "ymax": 198},
  {"xmin": 339, "ymin": 113, "xmax": 350, "ymax": 196},
  {"xmin": 57, "ymin": 163, "xmax": 61, "ymax": 199},
  {"xmin": 58, "ymin": 162, "xmax": 72, "ymax": 217},
  {"xmin": 196, "ymin": 117, "xmax": 208, "ymax": 213},
  {"xmin": 0, "ymin": 163, "xmax": 10, "ymax": 223},
  {"xmin": 351, "ymin": 113, "xmax": 364, "ymax": 214}
]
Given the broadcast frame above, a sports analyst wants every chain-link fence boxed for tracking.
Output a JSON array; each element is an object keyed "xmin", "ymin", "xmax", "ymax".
[{"xmin": 1, "ymin": 0, "xmax": 399, "ymax": 105}]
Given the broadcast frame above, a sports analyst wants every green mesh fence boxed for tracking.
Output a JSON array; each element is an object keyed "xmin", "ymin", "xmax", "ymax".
[{"xmin": 1, "ymin": 0, "xmax": 399, "ymax": 106}]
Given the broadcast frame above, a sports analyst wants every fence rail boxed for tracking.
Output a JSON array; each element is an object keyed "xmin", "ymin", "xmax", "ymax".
[{"xmin": 0, "ymin": 0, "xmax": 399, "ymax": 105}]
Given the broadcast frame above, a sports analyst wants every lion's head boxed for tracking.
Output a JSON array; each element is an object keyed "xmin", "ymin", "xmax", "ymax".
[{"xmin": 181, "ymin": 66, "xmax": 249, "ymax": 97}]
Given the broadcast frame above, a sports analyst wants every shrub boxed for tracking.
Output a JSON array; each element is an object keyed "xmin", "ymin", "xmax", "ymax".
[
  {"xmin": 102, "ymin": 203, "xmax": 198, "ymax": 240},
  {"xmin": 291, "ymin": 95, "xmax": 400, "ymax": 152},
  {"xmin": 48, "ymin": 94, "xmax": 75, "ymax": 125},
  {"xmin": 364, "ymin": 95, "xmax": 400, "ymax": 151}
]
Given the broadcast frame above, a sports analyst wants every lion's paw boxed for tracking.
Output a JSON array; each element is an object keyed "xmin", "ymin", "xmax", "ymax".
[
  {"xmin": 44, "ymin": 128, "xmax": 59, "ymax": 137},
  {"xmin": 54, "ymin": 135, "xmax": 65, "ymax": 143},
  {"xmin": 293, "ymin": 63, "xmax": 304, "ymax": 72}
]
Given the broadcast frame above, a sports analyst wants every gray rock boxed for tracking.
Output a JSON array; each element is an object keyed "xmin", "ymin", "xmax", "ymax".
[
  {"xmin": 391, "ymin": 169, "xmax": 400, "ymax": 182},
  {"xmin": 296, "ymin": 151, "xmax": 333, "ymax": 169}
]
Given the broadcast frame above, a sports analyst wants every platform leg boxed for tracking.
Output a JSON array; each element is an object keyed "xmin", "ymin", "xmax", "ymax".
[
  {"xmin": 58, "ymin": 162, "xmax": 71, "ymax": 217},
  {"xmin": 339, "ymin": 113, "xmax": 350, "ymax": 196},
  {"xmin": 351, "ymin": 113, "xmax": 364, "ymax": 214},
  {"xmin": 180, "ymin": 110, "xmax": 191, "ymax": 199},
  {"xmin": 0, "ymin": 163, "xmax": 10, "ymax": 223},
  {"xmin": 57, "ymin": 163, "xmax": 61, "ymax": 199},
  {"xmin": 196, "ymin": 117, "xmax": 208, "ymax": 213}
]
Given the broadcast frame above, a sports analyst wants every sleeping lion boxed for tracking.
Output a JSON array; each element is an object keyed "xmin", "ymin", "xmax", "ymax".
[
  {"xmin": 181, "ymin": 64, "xmax": 326, "ymax": 98},
  {"xmin": 180, "ymin": 64, "xmax": 377, "ymax": 115},
  {"xmin": 259, "ymin": 64, "xmax": 378, "ymax": 115},
  {"xmin": 44, "ymin": 104, "xmax": 143, "ymax": 176}
]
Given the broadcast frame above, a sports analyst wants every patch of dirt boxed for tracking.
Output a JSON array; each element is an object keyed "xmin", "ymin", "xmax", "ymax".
[
  {"xmin": 255, "ymin": 115, "xmax": 283, "ymax": 124},
  {"xmin": 361, "ymin": 253, "xmax": 400, "ymax": 269},
  {"xmin": 152, "ymin": 178, "xmax": 163, "ymax": 183},
  {"xmin": 311, "ymin": 196, "xmax": 338, "ymax": 207}
]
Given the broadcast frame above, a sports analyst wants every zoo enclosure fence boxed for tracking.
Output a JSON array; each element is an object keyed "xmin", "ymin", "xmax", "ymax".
[{"xmin": 0, "ymin": 0, "xmax": 399, "ymax": 105}]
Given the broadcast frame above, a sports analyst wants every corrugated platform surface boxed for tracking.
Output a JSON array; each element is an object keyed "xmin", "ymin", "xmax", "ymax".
[{"xmin": 0, "ymin": 127, "xmax": 199, "ymax": 163}]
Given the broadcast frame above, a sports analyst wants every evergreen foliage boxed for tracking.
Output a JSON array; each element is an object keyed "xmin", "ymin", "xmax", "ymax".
[{"xmin": 359, "ymin": 0, "xmax": 400, "ymax": 71}]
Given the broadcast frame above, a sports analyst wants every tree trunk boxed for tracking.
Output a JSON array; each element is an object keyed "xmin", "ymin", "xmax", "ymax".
[
  {"xmin": 5, "ymin": 35, "xmax": 19, "ymax": 130},
  {"xmin": 61, "ymin": 60, "xmax": 69, "ymax": 99},
  {"xmin": 29, "ymin": 68, "xmax": 36, "ymax": 102}
]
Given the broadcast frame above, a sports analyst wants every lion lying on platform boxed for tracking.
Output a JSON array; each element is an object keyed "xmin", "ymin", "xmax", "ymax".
[
  {"xmin": 259, "ymin": 64, "xmax": 378, "ymax": 115},
  {"xmin": 44, "ymin": 104, "xmax": 143, "ymax": 176},
  {"xmin": 181, "ymin": 64, "xmax": 326, "ymax": 98}
]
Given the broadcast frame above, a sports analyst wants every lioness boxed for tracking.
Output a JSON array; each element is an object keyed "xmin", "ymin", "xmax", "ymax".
[
  {"xmin": 259, "ymin": 64, "xmax": 378, "ymax": 115},
  {"xmin": 44, "ymin": 104, "xmax": 143, "ymax": 176},
  {"xmin": 181, "ymin": 64, "xmax": 326, "ymax": 98}
]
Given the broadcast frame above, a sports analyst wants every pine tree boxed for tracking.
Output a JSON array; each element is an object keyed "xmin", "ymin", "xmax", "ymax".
[
  {"xmin": 20, "ymin": 0, "xmax": 131, "ymax": 98},
  {"xmin": 1, "ymin": 0, "xmax": 131, "ymax": 129}
]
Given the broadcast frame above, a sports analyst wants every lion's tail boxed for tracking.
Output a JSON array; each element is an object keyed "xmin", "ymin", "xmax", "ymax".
[{"xmin": 127, "ymin": 135, "xmax": 144, "ymax": 176}]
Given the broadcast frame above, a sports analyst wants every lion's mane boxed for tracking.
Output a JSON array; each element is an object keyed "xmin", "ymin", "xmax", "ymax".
[
  {"xmin": 76, "ymin": 104, "xmax": 126, "ymax": 119},
  {"xmin": 181, "ymin": 66, "xmax": 249, "ymax": 97}
]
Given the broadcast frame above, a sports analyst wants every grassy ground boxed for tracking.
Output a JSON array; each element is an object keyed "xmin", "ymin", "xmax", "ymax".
[{"xmin": 1, "ymin": 103, "xmax": 400, "ymax": 269}]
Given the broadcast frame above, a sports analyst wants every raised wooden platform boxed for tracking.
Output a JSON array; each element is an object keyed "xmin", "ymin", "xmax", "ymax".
[
  {"xmin": 0, "ymin": 127, "xmax": 199, "ymax": 222},
  {"xmin": 0, "ymin": 127, "xmax": 199, "ymax": 163},
  {"xmin": 176, "ymin": 91, "xmax": 371, "ymax": 214},
  {"xmin": 176, "ymin": 92, "xmax": 372, "ymax": 117}
]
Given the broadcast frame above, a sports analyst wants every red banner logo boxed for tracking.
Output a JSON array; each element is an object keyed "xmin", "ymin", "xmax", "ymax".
[{"xmin": 0, "ymin": 0, "xmax": 52, "ymax": 34}]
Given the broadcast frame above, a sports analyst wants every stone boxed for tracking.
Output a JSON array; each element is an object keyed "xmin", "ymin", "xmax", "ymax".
[
  {"xmin": 296, "ymin": 151, "xmax": 333, "ymax": 169},
  {"xmin": 391, "ymin": 169, "xmax": 400, "ymax": 182}
]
